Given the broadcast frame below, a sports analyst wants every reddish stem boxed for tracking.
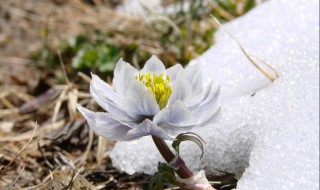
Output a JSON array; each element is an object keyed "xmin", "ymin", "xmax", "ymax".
[{"xmin": 152, "ymin": 136, "xmax": 193, "ymax": 179}]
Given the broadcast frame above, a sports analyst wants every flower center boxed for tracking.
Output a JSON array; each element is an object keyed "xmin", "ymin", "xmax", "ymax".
[{"xmin": 136, "ymin": 73, "xmax": 172, "ymax": 109}]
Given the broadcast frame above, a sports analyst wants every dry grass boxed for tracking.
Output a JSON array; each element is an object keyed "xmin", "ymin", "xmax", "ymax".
[
  {"xmin": 0, "ymin": 73, "xmax": 152, "ymax": 189},
  {"xmin": 0, "ymin": 0, "xmax": 163, "ymax": 58}
]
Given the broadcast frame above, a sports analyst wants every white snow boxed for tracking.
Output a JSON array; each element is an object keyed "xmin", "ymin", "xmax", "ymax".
[{"xmin": 110, "ymin": 0, "xmax": 319, "ymax": 189}]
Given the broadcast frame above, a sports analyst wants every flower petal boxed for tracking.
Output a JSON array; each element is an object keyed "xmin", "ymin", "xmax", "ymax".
[
  {"xmin": 159, "ymin": 106, "xmax": 220, "ymax": 134},
  {"xmin": 157, "ymin": 122, "xmax": 194, "ymax": 137},
  {"xmin": 113, "ymin": 58, "xmax": 138, "ymax": 96},
  {"xmin": 186, "ymin": 84, "xmax": 220, "ymax": 126},
  {"xmin": 158, "ymin": 83, "xmax": 220, "ymax": 131},
  {"xmin": 153, "ymin": 101, "xmax": 191, "ymax": 125},
  {"xmin": 77, "ymin": 104, "xmax": 132, "ymax": 141},
  {"xmin": 125, "ymin": 119, "xmax": 174, "ymax": 140},
  {"xmin": 140, "ymin": 55, "xmax": 166, "ymax": 74},
  {"xmin": 168, "ymin": 70, "xmax": 193, "ymax": 104},
  {"xmin": 90, "ymin": 74, "xmax": 135, "ymax": 123},
  {"xmin": 166, "ymin": 64, "xmax": 183, "ymax": 83},
  {"xmin": 184, "ymin": 64, "xmax": 203, "ymax": 96},
  {"xmin": 186, "ymin": 81, "xmax": 218, "ymax": 110},
  {"xmin": 199, "ymin": 107, "xmax": 221, "ymax": 126},
  {"xmin": 91, "ymin": 73, "xmax": 121, "ymax": 105},
  {"xmin": 122, "ymin": 80, "xmax": 160, "ymax": 118}
]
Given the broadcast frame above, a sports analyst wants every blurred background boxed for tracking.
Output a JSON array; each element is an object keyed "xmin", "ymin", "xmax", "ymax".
[{"xmin": 0, "ymin": 0, "xmax": 259, "ymax": 189}]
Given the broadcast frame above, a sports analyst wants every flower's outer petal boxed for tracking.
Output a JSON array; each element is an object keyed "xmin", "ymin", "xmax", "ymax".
[
  {"xmin": 178, "ymin": 170, "xmax": 216, "ymax": 190},
  {"xmin": 198, "ymin": 84, "xmax": 220, "ymax": 108},
  {"xmin": 77, "ymin": 104, "xmax": 132, "ymax": 141},
  {"xmin": 153, "ymin": 101, "xmax": 191, "ymax": 125},
  {"xmin": 123, "ymin": 80, "xmax": 160, "ymax": 118},
  {"xmin": 90, "ymin": 74, "xmax": 135, "ymax": 123},
  {"xmin": 91, "ymin": 73, "xmax": 121, "ymax": 106},
  {"xmin": 140, "ymin": 55, "xmax": 166, "ymax": 74},
  {"xmin": 159, "ymin": 107, "xmax": 220, "ymax": 135},
  {"xmin": 125, "ymin": 119, "xmax": 175, "ymax": 140},
  {"xmin": 168, "ymin": 70, "xmax": 193, "ymax": 104},
  {"xmin": 184, "ymin": 64, "xmax": 203, "ymax": 96},
  {"xmin": 189, "ymin": 85, "xmax": 220, "ymax": 124},
  {"xmin": 186, "ymin": 81, "xmax": 219, "ymax": 112},
  {"xmin": 157, "ymin": 123, "xmax": 194, "ymax": 137},
  {"xmin": 186, "ymin": 80, "xmax": 213, "ymax": 109},
  {"xmin": 158, "ymin": 84, "xmax": 220, "ymax": 132},
  {"xmin": 184, "ymin": 84, "xmax": 220, "ymax": 126},
  {"xmin": 113, "ymin": 58, "xmax": 138, "ymax": 96},
  {"xmin": 166, "ymin": 64, "xmax": 183, "ymax": 83},
  {"xmin": 199, "ymin": 107, "xmax": 221, "ymax": 126}
]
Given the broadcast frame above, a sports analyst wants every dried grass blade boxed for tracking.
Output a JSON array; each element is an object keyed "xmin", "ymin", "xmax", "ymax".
[
  {"xmin": 0, "ymin": 124, "xmax": 37, "ymax": 180},
  {"xmin": 251, "ymin": 55, "xmax": 280, "ymax": 77},
  {"xmin": 52, "ymin": 89, "xmax": 67, "ymax": 122},
  {"xmin": 8, "ymin": 166, "xmax": 25, "ymax": 189},
  {"xmin": 211, "ymin": 15, "xmax": 279, "ymax": 82},
  {"xmin": 0, "ymin": 97, "xmax": 15, "ymax": 109},
  {"xmin": 78, "ymin": 127, "xmax": 93, "ymax": 165},
  {"xmin": 68, "ymin": 88, "xmax": 78, "ymax": 120},
  {"xmin": 96, "ymin": 136, "xmax": 106, "ymax": 166},
  {"xmin": 77, "ymin": 72, "xmax": 91, "ymax": 83}
]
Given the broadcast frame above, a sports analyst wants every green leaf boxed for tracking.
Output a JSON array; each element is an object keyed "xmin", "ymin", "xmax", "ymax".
[
  {"xmin": 172, "ymin": 132, "xmax": 206, "ymax": 159},
  {"xmin": 149, "ymin": 163, "xmax": 180, "ymax": 190},
  {"xmin": 71, "ymin": 42, "xmax": 120, "ymax": 72}
]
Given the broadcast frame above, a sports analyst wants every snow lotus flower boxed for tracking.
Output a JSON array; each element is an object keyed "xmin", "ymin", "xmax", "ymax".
[{"xmin": 77, "ymin": 55, "xmax": 220, "ymax": 141}]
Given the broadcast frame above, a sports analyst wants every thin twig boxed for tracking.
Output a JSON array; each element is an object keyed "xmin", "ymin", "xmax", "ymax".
[
  {"xmin": 8, "ymin": 166, "xmax": 25, "ymax": 189},
  {"xmin": 37, "ymin": 140, "xmax": 54, "ymax": 170},
  {"xmin": 0, "ymin": 124, "xmax": 37, "ymax": 180},
  {"xmin": 57, "ymin": 50, "xmax": 71, "ymax": 86},
  {"xmin": 78, "ymin": 125, "xmax": 93, "ymax": 165},
  {"xmin": 70, "ymin": 162, "xmax": 86, "ymax": 185},
  {"xmin": 65, "ymin": 170, "xmax": 76, "ymax": 190}
]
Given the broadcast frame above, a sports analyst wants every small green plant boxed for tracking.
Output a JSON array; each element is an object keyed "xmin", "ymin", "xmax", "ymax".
[
  {"xmin": 31, "ymin": 34, "xmax": 121, "ymax": 74},
  {"xmin": 215, "ymin": 0, "xmax": 256, "ymax": 17},
  {"xmin": 72, "ymin": 42, "xmax": 120, "ymax": 72}
]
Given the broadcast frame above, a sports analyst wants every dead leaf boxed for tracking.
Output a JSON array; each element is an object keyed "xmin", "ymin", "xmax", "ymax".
[{"xmin": 19, "ymin": 88, "xmax": 59, "ymax": 114}]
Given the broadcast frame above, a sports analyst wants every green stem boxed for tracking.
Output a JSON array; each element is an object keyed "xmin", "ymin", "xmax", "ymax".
[{"xmin": 152, "ymin": 136, "xmax": 193, "ymax": 179}]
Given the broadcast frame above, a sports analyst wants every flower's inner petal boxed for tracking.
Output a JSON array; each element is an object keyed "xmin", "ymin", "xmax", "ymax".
[
  {"xmin": 136, "ymin": 72, "xmax": 172, "ymax": 109},
  {"xmin": 140, "ymin": 55, "xmax": 166, "ymax": 75},
  {"xmin": 184, "ymin": 64, "xmax": 203, "ymax": 96},
  {"xmin": 166, "ymin": 64, "xmax": 183, "ymax": 84},
  {"xmin": 113, "ymin": 58, "xmax": 138, "ymax": 97},
  {"xmin": 168, "ymin": 70, "xmax": 193, "ymax": 105},
  {"xmin": 122, "ymin": 80, "xmax": 160, "ymax": 118}
]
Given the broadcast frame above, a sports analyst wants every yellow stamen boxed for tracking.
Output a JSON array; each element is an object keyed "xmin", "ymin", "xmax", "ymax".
[{"xmin": 136, "ymin": 73, "xmax": 172, "ymax": 109}]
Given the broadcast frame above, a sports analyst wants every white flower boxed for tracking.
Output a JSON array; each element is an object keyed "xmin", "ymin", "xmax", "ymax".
[{"xmin": 77, "ymin": 55, "xmax": 220, "ymax": 141}]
